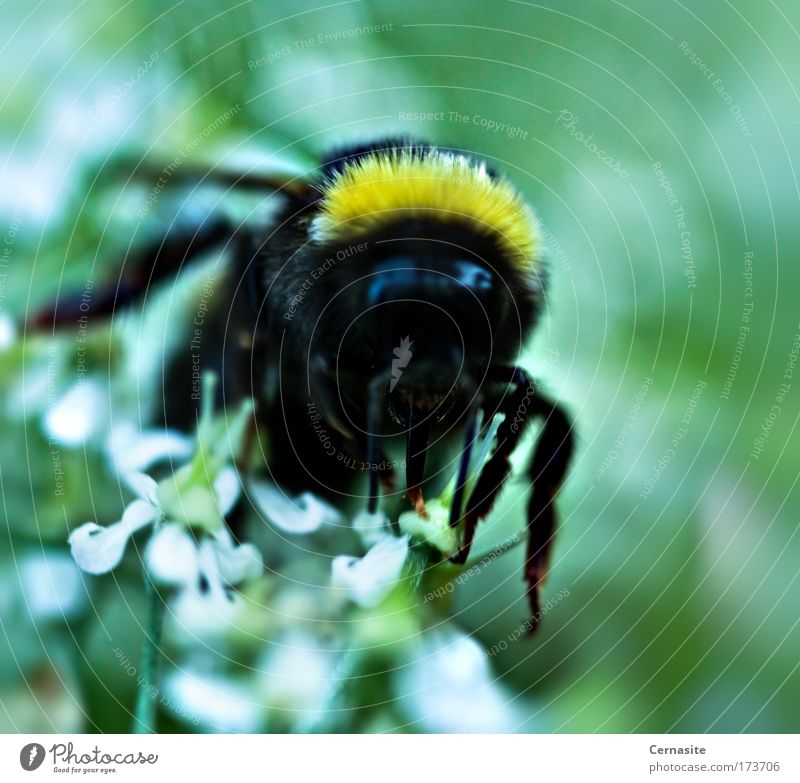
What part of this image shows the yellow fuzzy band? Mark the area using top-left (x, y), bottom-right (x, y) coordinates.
top-left (311, 150), bottom-right (540, 269)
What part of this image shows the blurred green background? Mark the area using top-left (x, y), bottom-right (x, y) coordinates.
top-left (1, 0), bottom-right (799, 733)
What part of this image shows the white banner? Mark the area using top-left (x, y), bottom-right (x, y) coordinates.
top-left (0, 734), bottom-right (795, 782)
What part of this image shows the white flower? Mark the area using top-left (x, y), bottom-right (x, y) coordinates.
top-left (146, 524), bottom-right (262, 589)
top-left (156, 464), bottom-right (241, 533)
top-left (212, 467), bottom-right (242, 518)
top-left (162, 667), bottom-right (264, 733)
top-left (256, 632), bottom-right (336, 724)
top-left (44, 379), bottom-right (107, 446)
top-left (106, 420), bottom-right (192, 476)
top-left (68, 472), bottom-right (159, 574)
top-left (394, 629), bottom-right (524, 733)
top-left (0, 312), bottom-right (15, 350)
top-left (251, 480), bottom-right (341, 534)
top-left (331, 534), bottom-right (409, 608)
top-left (68, 378), bottom-right (262, 637)
top-left (352, 510), bottom-right (393, 547)
top-left (17, 551), bottom-right (87, 621)
top-left (145, 524), bottom-right (262, 638)
top-left (68, 465), bottom-right (245, 579)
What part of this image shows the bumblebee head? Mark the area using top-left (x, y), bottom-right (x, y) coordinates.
top-left (311, 143), bottom-right (540, 267)
top-left (305, 141), bottom-right (546, 422)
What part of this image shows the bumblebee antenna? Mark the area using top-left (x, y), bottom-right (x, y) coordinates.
top-left (405, 399), bottom-right (432, 516)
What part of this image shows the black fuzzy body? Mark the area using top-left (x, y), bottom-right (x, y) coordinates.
top-left (234, 142), bottom-right (546, 499)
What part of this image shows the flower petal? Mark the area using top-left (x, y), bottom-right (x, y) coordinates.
top-left (256, 632), bottom-right (335, 722)
top-left (296, 492), bottom-right (342, 526)
top-left (124, 472), bottom-right (159, 505)
top-left (331, 534), bottom-right (409, 608)
top-left (251, 481), bottom-right (341, 534)
top-left (0, 312), bottom-right (16, 350)
top-left (121, 498), bottom-right (158, 529)
top-left (213, 466), bottom-right (241, 517)
top-left (352, 510), bottom-right (391, 547)
top-left (107, 422), bottom-right (193, 475)
top-left (169, 582), bottom-right (243, 640)
top-left (394, 629), bottom-right (522, 733)
top-left (144, 524), bottom-right (199, 586)
top-left (68, 503), bottom-right (155, 575)
top-left (211, 528), bottom-right (262, 584)
top-left (44, 379), bottom-right (106, 446)
top-left (162, 668), bottom-right (263, 733)
top-left (19, 551), bottom-right (87, 621)
top-left (166, 539), bottom-right (244, 638)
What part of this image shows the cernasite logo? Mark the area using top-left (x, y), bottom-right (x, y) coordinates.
top-left (19, 743), bottom-right (45, 771)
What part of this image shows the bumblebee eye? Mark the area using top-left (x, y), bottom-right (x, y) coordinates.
top-left (366, 257), bottom-right (497, 307)
top-left (452, 259), bottom-right (494, 294)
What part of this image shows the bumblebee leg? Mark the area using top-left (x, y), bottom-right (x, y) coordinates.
top-left (30, 215), bottom-right (235, 329)
top-left (523, 395), bottom-right (574, 633)
top-left (450, 367), bottom-right (534, 565)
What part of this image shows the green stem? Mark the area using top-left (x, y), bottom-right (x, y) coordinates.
top-left (133, 568), bottom-right (165, 734)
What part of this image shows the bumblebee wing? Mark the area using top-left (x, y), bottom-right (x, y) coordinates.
top-left (30, 155), bottom-right (317, 330)
top-left (130, 157), bottom-right (318, 201)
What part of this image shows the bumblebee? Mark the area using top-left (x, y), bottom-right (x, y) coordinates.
top-left (39, 138), bottom-right (574, 631)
